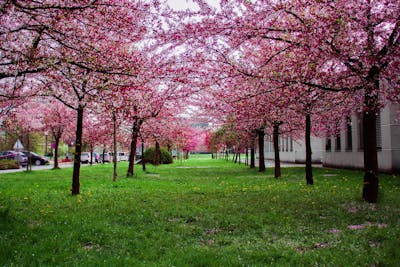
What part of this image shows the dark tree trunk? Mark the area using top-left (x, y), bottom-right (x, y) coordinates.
top-left (26, 132), bottom-right (32, 171)
top-left (102, 148), bottom-right (105, 164)
top-left (127, 121), bottom-right (140, 177)
top-left (72, 106), bottom-right (83, 195)
top-left (245, 147), bottom-right (249, 165)
top-left (362, 71), bottom-right (380, 203)
top-left (53, 134), bottom-right (60, 169)
top-left (112, 111), bottom-right (118, 181)
top-left (90, 145), bottom-right (94, 166)
top-left (257, 129), bottom-right (266, 172)
top-left (250, 140), bottom-right (255, 169)
top-left (154, 140), bottom-right (161, 165)
top-left (305, 114), bottom-right (314, 185)
top-left (362, 109), bottom-right (379, 202)
top-left (273, 122), bottom-right (281, 178)
top-left (141, 140), bottom-right (146, 172)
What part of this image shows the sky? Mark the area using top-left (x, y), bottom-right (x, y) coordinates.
top-left (167, 0), bottom-right (219, 11)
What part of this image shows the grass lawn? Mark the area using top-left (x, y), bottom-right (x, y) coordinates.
top-left (0, 154), bottom-right (399, 266)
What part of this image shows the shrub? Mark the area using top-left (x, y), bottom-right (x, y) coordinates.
top-left (143, 147), bottom-right (173, 165)
top-left (0, 159), bottom-right (20, 170)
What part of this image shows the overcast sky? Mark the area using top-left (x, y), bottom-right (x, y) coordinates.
top-left (167, 0), bottom-right (219, 11)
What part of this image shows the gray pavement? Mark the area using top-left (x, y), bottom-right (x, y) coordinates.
top-left (0, 162), bottom-right (74, 174)
top-left (239, 158), bottom-right (323, 168)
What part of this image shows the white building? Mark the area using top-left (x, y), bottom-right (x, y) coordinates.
top-left (264, 135), bottom-right (324, 164)
top-left (263, 103), bottom-right (400, 173)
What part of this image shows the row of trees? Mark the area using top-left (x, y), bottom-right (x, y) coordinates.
top-left (1, 1), bottom-right (399, 203)
top-left (0, 1), bottom-right (203, 194)
top-left (165, 0), bottom-right (399, 203)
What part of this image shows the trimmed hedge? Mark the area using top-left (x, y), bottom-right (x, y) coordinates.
top-left (0, 159), bottom-right (20, 170)
top-left (143, 147), bottom-right (173, 165)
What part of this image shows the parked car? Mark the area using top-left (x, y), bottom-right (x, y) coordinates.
top-left (100, 152), bottom-right (111, 162)
top-left (0, 151), bottom-right (28, 167)
top-left (22, 151), bottom-right (49, 166)
top-left (80, 152), bottom-right (90, 164)
top-left (81, 152), bottom-right (101, 164)
top-left (109, 152), bottom-right (129, 161)
top-left (118, 152), bottom-right (129, 161)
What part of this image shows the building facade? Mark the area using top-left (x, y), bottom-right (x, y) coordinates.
top-left (263, 103), bottom-right (400, 173)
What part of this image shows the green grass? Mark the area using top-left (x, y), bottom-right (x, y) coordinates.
top-left (0, 154), bottom-right (399, 266)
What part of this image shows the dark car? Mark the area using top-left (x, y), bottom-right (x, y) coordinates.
top-left (0, 151), bottom-right (28, 166)
top-left (22, 151), bottom-right (49, 166)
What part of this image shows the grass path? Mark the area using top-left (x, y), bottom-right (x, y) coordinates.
top-left (0, 154), bottom-right (399, 266)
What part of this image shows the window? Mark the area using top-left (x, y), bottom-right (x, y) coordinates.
top-left (278, 136), bottom-right (281, 152)
top-left (290, 138), bottom-right (293, 152)
top-left (358, 111), bottom-right (382, 151)
top-left (376, 112), bottom-right (382, 150)
top-left (285, 136), bottom-right (289, 152)
top-left (358, 115), bottom-right (364, 150)
top-left (335, 135), bottom-right (341, 151)
top-left (326, 137), bottom-right (331, 152)
top-left (346, 118), bottom-right (352, 151)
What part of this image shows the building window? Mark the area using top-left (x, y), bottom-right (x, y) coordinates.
top-left (290, 138), bottom-right (293, 152)
top-left (278, 137), bottom-right (282, 152)
top-left (358, 111), bottom-right (382, 151)
top-left (335, 135), bottom-right (341, 151)
top-left (358, 115), bottom-right (364, 151)
top-left (346, 118), bottom-right (352, 151)
top-left (376, 112), bottom-right (382, 150)
top-left (285, 136), bottom-right (289, 152)
top-left (326, 137), bottom-right (331, 152)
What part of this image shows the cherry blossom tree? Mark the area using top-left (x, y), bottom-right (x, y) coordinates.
top-left (168, 0), bottom-right (399, 202)
top-left (2, 99), bottom-right (43, 170)
top-left (39, 99), bottom-right (75, 169)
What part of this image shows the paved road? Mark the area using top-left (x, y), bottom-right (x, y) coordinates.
top-left (0, 162), bottom-right (74, 174)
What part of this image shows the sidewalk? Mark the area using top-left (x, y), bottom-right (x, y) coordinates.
top-left (238, 157), bottom-right (323, 168)
top-left (0, 161), bottom-right (73, 174)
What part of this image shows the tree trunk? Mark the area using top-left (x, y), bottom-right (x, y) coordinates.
top-left (250, 139), bottom-right (255, 169)
top-left (245, 147), bottom-right (248, 165)
top-left (362, 71), bottom-right (380, 203)
top-left (90, 145), bottom-right (94, 166)
top-left (273, 122), bottom-right (281, 178)
top-left (127, 121), bottom-right (140, 177)
top-left (141, 140), bottom-right (146, 172)
top-left (257, 129), bottom-right (266, 172)
top-left (102, 148), bottom-right (106, 164)
top-left (362, 109), bottom-right (379, 202)
top-left (154, 140), bottom-right (161, 165)
top-left (26, 132), bottom-right (32, 171)
top-left (72, 106), bottom-right (83, 195)
top-left (305, 114), bottom-right (313, 185)
top-left (53, 134), bottom-right (60, 169)
top-left (113, 111), bottom-right (118, 181)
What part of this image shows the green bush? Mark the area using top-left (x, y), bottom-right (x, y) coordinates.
top-left (143, 147), bottom-right (173, 165)
top-left (0, 159), bottom-right (20, 170)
